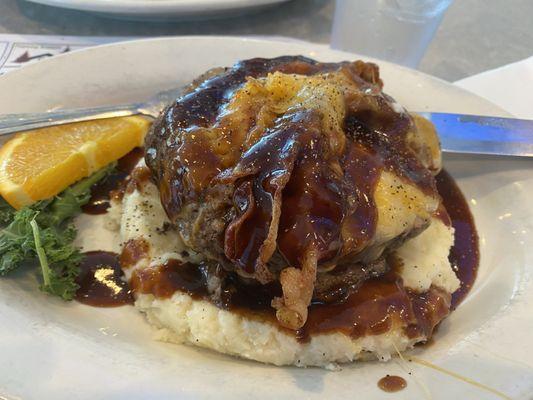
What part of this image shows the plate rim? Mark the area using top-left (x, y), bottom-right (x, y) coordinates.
top-left (22, 0), bottom-right (292, 16)
top-left (0, 35), bottom-right (511, 117)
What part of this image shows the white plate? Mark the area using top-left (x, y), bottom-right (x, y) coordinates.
top-left (0, 37), bottom-right (532, 400)
top-left (23, 0), bottom-right (291, 20)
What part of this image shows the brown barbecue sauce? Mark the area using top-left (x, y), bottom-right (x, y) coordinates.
top-left (144, 57), bottom-right (437, 280)
top-left (81, 147), bottom-right (144, 214)
top-left (377, 375), bottom-right (407, 392)
top-left (436, 170), bottom-right (479, 308)
top-left (123, 170), bottom-right (478, 340)
top-left (78, 145), bottom-right (478, 341)
top-left (75, 251), bottom-right (133, 307)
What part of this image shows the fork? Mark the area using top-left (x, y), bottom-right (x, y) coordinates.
top-left (0, 86), bottom-right (185, 136)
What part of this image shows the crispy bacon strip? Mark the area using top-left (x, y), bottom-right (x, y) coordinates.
top-left (217, 111), bottom-right (318, 283)
top-left (223, 172), bottom-right (291, 283)
top-left (220, 110), bottom-right (345, 326)
top-left (272, 246), bottom-right (318, 330)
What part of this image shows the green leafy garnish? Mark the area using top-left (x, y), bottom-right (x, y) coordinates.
top-left (0, 197), bottom-right (15, 226)
top-left (0, 164), bottom-right (115, 299)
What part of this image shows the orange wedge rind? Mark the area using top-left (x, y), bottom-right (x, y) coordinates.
top-left (0, 116), bottom-right (151, 209)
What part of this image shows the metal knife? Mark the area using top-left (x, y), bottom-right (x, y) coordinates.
top-left (418, 112), bottom-right (533, 158)
top-left (0, 103), bottom-right (532, 157)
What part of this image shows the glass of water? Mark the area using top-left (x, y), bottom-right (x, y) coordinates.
top-left (331, 0), bottom-right (453, 68)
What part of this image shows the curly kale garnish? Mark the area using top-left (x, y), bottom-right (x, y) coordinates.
top-left (0, 164), bottom-right (115, 299)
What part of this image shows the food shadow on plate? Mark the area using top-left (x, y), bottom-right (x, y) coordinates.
top-left (149, 339), bottom-right (328, 394)
top-left (0, 261), bottom-right (46, 297)
top-left (285, 364), bottom-right (327, 393)
top-left (443, 153), bottom-right (533, 179)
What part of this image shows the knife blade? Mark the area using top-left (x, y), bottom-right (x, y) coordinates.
top-left (417, 112), bottom-right (533, 157)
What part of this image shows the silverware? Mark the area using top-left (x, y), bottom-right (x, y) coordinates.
top-left (419, 112), bottom-right (533, 158)
top-left (1, 97), bottom-right (532, 158)
top-left (0, 87), bottom-right (185, 136)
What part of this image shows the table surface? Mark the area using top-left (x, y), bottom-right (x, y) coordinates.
top-left (0, 0), bottom-right (532, 81)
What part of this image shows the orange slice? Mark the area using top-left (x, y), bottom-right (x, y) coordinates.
top-left (0, 116), bottom-right (151, 209)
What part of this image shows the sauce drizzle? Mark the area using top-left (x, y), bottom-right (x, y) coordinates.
top-left (75, 251), bottom-right (133, 307)
top-left (377, 375), bottom-right (407, 392)
top-left (81, 147), bottom-right (144, 215)
top-left (121, 170), bottom-right (478, 341)
top-left (145, 56), bottom-right (438, 282)
top-left (435, 170), bottom-right (479, 308)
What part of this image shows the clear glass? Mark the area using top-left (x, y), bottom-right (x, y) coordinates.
top-left (331, 0), bottom-right (453, 68)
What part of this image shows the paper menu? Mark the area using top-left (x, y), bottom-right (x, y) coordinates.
top-left (0, 34), bottom-right (128, 74)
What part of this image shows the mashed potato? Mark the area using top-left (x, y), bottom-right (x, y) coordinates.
top-left (109, 162), bottom-right (459, 368)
